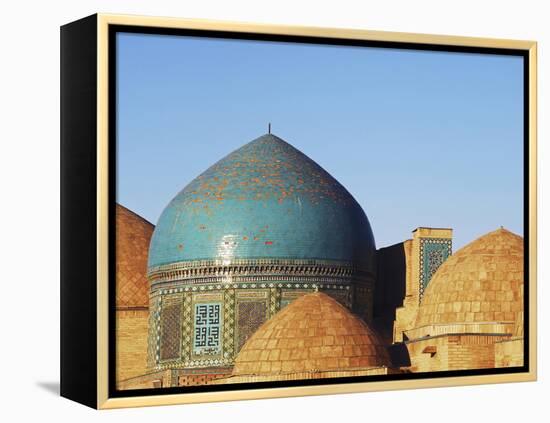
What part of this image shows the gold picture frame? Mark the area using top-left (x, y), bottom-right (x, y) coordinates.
top-left (60, 13), bottom-right (537, 409)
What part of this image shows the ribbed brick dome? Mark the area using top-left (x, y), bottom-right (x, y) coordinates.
top-left (415, 228), bottom-right (524, 328)
top-left (233, 292), bottom-right (389, 376)
top-left (116, 204), bottom-right (154, 308)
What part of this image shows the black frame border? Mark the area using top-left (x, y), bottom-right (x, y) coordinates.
top-left (60, 14), bottom-right (99, 409)
top-left (106, 24), bottom-right (531, 400)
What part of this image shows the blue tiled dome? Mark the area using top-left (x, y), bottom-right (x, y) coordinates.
top-left (148, 134), bottom-right (376, 271)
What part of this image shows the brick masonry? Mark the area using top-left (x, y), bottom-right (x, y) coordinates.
top-left (415, 228), bottom-right (523, 328)
top-left (405, 334), bottom-right (510, 372)
top-left (116, 309), bottom-right (150, 385)
top-left (233, 292), bottom-right (389, 376)
top-left (495, 338), bottom-right (524, 368)
top-left (402, 228), bottom-right (524, 372)
top-left (390, 228), bottom-right (452, 343)
top-left (115, 204), bottom-right (154, 386)
top-left (115, 204), bottom-right (154, 308)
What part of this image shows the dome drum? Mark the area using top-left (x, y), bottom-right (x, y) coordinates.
top-left (147, 281), bottom-right (374, 372)
top-left (404, 321), bottom-right (516, 341)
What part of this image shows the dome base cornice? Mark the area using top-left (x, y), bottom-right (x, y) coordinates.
top-left (148, 257), bottom-right (374, 290)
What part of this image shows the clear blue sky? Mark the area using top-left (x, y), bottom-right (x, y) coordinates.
top-left (116, 32), bottom-right (524, 250)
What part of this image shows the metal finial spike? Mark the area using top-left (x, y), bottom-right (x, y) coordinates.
top-left (268, 122), bottom-right (271, 134)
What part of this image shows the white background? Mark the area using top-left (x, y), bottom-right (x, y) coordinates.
top-left (0, 0), bottom-right (546, 421)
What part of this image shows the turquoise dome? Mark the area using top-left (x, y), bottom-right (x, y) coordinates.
top-left (148, 134), bottom-right (376, 271)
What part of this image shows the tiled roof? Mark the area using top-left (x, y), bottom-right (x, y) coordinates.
top-left (233, 292), bottom-right (389, 376)
top-left (116, 204), bottom-right (154, 308)
top-left (415, 228), bottom-right (524, 327)
top-left (148, 134), bottom-right (375, 271)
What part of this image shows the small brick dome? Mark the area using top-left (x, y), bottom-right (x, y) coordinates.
top-left (233, 292), bottom-right (389, 376)
top-left (415, 228), bottom-right (523, 328)
top-left (116, 204), bottom-right (154, 308)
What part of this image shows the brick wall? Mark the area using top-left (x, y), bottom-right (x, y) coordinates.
top-left (116, 309), bottom-right (149, 384)
top-left (406, 336), bottom-right (450, 372)
top-left (392, 228), bottom-right (453, 343)
top-left (406, 334), bottom-right (509, 372)
top-left (495, 338), bottom-right (524, 367)
top-left (214, 366), bottom-right (391, 384)
top-left (375, 240), bottom-right (409, 342)
top-left (116, 369), bottom-right (173, 390)
top-left (179, 372), bottom-right (229, 386)
top-left (446, 335), bottom-right (504, 370)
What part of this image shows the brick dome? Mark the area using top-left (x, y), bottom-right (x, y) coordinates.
top-left (415, 228), bottom-right (523, 328)
top-left (233, 292), bottom-right (389, 376)
top-left (116, 204), bottom-right (154, 308)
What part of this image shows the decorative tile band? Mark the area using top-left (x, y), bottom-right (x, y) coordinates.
top-left (150, 277), bottom-right (369, 295)
top-left (154, 282), bottom-right (354, 296)
top-left (148, 257), bottom-right (374, 288)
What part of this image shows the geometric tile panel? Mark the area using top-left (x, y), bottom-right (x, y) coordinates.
top-left (181, 293), bottom-right (193, 360)
top-left (419, 238), bottom-right (452, 301)
top-left (324, 289), bottom-right (349, 307)
top-left (223, 290), bottom-right (236, 360)
top-left (236, 301), bottom-right (268, 351)
top-left (160, 299), bottom-right (182, 361)
top-left (147, 295), bottom-right (161, 367)
top-left (193, 303), bottom-right (222, 356)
